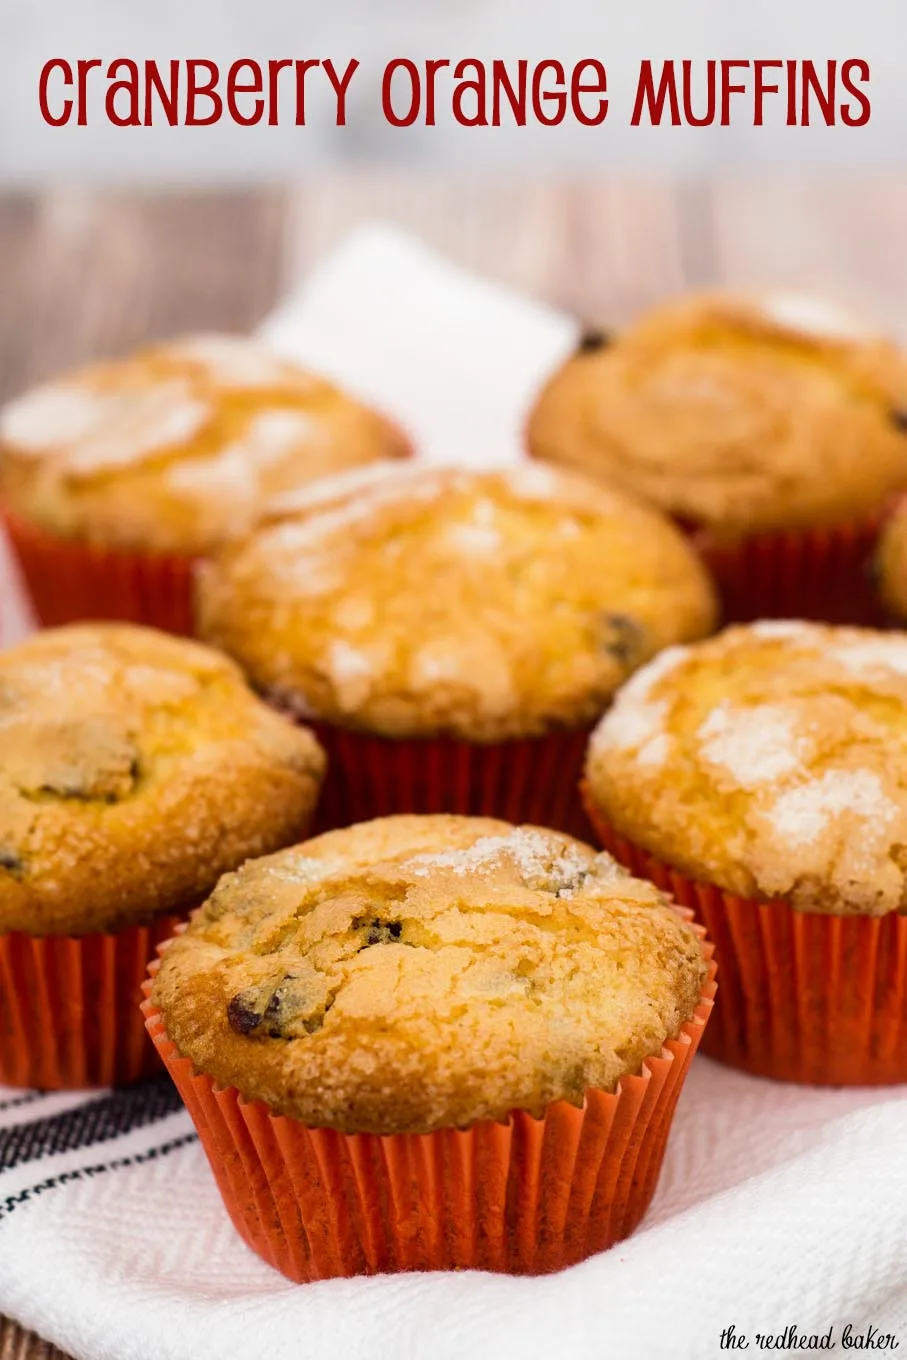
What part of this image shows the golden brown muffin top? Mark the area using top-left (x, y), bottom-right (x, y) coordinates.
top-left (0, 624), bottom-right (326, 935)
top-left (197, 462), bottom-right (717, 741)
top-left (151, 814), bottom-right (706, 1134)
top-left (528, 292), bottom-right (907, 533)
top-left (0, 334), bottom-right (409, 554)
top-left (586, 621), bottom-right (907, 915)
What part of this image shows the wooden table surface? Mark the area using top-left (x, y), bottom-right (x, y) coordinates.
top-left (1, 174), bottom-right (905, 1360)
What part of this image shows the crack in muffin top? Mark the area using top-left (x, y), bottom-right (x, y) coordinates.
top-left (0, 334), bottom-right (408, 554)
top-left (196, 463), bottom-right (717, 741)
top-left (587, 621), bottom-right (907, 914)
top-left (527, 292), bottom-right (907, 532)
top-left (0, 623), bottom-right (325, 934)
top-left (151, 814), bottom-right (707, 1134)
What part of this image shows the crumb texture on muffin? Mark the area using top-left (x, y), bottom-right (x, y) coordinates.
top-left (0, 334), bottom-right (409, 554)
top-left (587, 621), bottom-right (907, 914)
top-left (0, 624), bottom-right (325, 935)
top-left (528, 292), bottom-right (907, 532)
top-left (197, 463), bottom-right (717, 741)
top-left (152, 814), bottom-right (706, 1133)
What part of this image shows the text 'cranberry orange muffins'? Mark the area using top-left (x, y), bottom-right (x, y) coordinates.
top-left (0, 623), bottom-right (325, 1089)
top-left (0, 334), bottom-right (410, 633)
top-left (527, 292), bottom-right (907, 624)
top-left (143, 813), bottom-right (714, 1280)
top-left (196, 461), bottom-right (717, 835)
top-left (583, 620), bottom-right (907, 1085)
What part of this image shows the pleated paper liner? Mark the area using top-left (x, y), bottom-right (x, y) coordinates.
top-left (0, 914), bottom-right (183, 1089)
top-left (141, 932), bottom-right (716, 1282)
top-left (690, 509), bottom-right (888, 627)
top-left (2, 507), bottom-right (196, 635)
top-left (582, 787), bottom-right (907, 1086)
top-left (308, 724), bottom-right (594, 840)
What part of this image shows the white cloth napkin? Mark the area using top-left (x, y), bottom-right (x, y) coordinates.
top-left (260, 224), bottom-right (578, 466)
top-left (1, 227), bottom-right (906, 1360)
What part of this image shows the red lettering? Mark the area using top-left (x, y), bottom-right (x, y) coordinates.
top-left (453, 58), bottom-right (488, 127)
top-left (144, 60), bottom-right (179, 126)
top-left (322, 58), bottom-right (359, 126)
top-left (185, 60), bottom-right (222, 126)
top-left (571, 59), bottom-right (608, 126)
top-left (801, 59), bottom-right (835, 126)
top-left (786, 59), bottom-right (798, 124)
top-left (753, 60), bottom-right (782, 126)
top-left (382, 58), bottom-right (420, 127)
top-left (631, 60), bottom-right (681, 126)
top-left (720, 60), bottom-right (749, 125)
top-left (105, 58), bottom-right (140, 127)
top-left (294, 59), bottom-right (320, 125)
top-left (77, 59), bottom-right (102, 127)
top-left (227, 59), bottom-right (263, 126)
top-left (682, 59), bottom-right (715, 126)
top-left (39, 59), bottom-right (73, 126)
top-left (267, 59), bottom-right (293, 127)
top-left (841, 58), bottom-right (870, 127)
top-left (491, 59), bottom-right (526, 126)
top-left (532, 59), bottom-right (566, 126)
top-left (424, 59), bottom-right (450, 126)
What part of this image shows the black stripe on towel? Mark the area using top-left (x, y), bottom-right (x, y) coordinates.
top-left (0, 1133), bottom-right (198, 1222)
top-left (0, 1091), bottom-right (48, 1115)
top-left (0, 1075), bottom-right (185, 1173)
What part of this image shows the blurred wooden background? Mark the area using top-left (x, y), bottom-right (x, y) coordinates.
top-left (1, 173), bottom-right (906, 1360)
top-left (2, 177), bottom-right (907, 410)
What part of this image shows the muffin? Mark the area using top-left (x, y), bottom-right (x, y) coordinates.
top-left (143, 813), bottom-right (714, 1279)
top-left (527, 292), bottom-right (907, 623)
top-left (0, 334), bottom-right (409, 633)
top-left (874, 500), bottom-right (907, 620)
top-left (196, 461), bottom-right (717, 835)
top-left (0, 623), bottom-right (325, 1088)
top-left (583, 620), bottom-right (907, 1084)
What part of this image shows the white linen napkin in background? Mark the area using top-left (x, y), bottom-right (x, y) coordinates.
top-left (260, 224), bottom-right (579, 465)
top-left (1, 227), bottom-right (906, 1360)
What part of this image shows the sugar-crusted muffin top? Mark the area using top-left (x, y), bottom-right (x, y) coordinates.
top-left (196, 462), bottom-right (717, 741)
top-left (151, 814), bottom-right (707, 1134)
top-left (0, 624), bottom-right (325, 934)
top-left (527, 292), bottom-right (907, 533)
top-left (586, 621), bottom-right (907, 914)
top-left (0, 334), bottom-right (409, 554)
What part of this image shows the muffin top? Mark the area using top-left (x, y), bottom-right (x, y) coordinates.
top-left (527, 292), bottom-right (907, 533)
top-left (0, 334), bottom-right (409, 554)
top-left (151, 814), bottom-right (706, 1134)
top-left (0, 624), bottom-right (326, 935)
top-left (196, 462), bottom-right (717, 741)
top-left (586, 621), bottom-right (907, 915)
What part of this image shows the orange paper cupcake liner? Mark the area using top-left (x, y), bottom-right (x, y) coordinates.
top-left (583, 787), bottom-right (907, 1086)
top-left (308, 724), bottom-right (594, 840)
top-left (691, 509), bottom-right (888, 627)
top-left (0, 915), bottom-right (183, 1090)
top-left (141, 932), bottom-right (715, 1281)
top-left (2, 507), bottom-right (197, 635)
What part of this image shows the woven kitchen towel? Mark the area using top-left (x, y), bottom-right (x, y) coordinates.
top-left (1, 1065), bottom-right (905, 1360)
top-left (0, 228), bottom-right (906, 1360)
